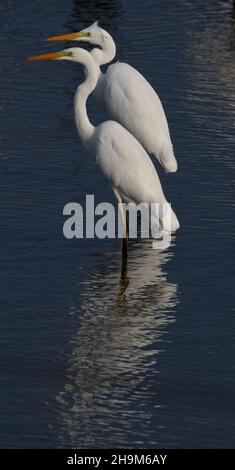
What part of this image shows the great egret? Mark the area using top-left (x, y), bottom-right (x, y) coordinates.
top-left (46, 22), bottom-right (178, 173)
top-left (28, 48), bottom-right (180, 252)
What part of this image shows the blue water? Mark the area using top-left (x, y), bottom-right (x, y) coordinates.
top-left (0, 0), bottom-right (235, 448)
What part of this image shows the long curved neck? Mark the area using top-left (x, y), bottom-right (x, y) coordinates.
top-left (74, 55), bottom-right (99, 144)
top-left (91, 32), bottom-right (116, 66)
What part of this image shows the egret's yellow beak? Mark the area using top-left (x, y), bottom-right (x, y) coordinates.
top-left (46, 31), bottom-right (90, 42)
top-left (27, 51), bottom-right (69, 61)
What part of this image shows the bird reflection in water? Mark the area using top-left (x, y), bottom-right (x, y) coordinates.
top-left (56, 240), bottom-right (178, 447)
top-left (116, 251), bottom-right (129, 308)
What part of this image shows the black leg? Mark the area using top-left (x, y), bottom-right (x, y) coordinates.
top-left (122, 236), bottom-right (128, 260)
top-left (116, 238), bottom-right (129, 307)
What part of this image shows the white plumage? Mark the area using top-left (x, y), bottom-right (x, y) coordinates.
top-left (47, 21), bottom-right (178, 173)
top-left (28, 48), bottom-right (179, 235)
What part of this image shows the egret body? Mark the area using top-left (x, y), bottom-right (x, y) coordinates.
top-left (28, 48), bottom-right (180, 250)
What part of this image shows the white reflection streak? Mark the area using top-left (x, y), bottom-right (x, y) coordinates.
top-left (56, 241), bottom-right (178, 446)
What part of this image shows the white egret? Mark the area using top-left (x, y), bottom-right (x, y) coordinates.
top-left (28, 48), bottom-right (179, 251)
top-left (46, 22), bottom-right (178, 173)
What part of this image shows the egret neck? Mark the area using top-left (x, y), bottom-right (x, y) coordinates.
top-left (91, 31), bottom-right (116, 66)
top-left (74, 52), bottom-right (99, 147)
top-left (90, 33), bottom-right (116, 104)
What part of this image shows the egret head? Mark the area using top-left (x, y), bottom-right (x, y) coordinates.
top-left (27, 48), bottom-right (89, 64)
top-left (46, 21), bottom-right (110, 46)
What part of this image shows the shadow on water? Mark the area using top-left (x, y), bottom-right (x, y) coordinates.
top-left (66, 0), bottom-right (122, 31)
top-left (55, 240), bottom-right (178, 448)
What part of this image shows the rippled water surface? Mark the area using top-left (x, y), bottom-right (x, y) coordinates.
top-left (1, 0), bottom-right (235, 448)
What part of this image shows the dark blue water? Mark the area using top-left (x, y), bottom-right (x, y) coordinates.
top-left (1, 0), bottom-right (235, 448)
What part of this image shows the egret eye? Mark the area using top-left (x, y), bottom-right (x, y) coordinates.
top-left (63, 51), bottom-right (73, 57)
